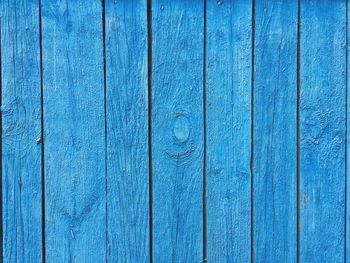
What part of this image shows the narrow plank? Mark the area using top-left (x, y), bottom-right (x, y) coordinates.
top-left (206, 0), bottom-right (252, 262)
top-left (105, 0), bottom-right (149, 262)
top-left (253, 1), bottom-right (298, 262)
top-left (41, 1), bottom-right (106, 261)
top-left (152, 0), bottom-right (204, 261)
top-left (348, 1), bottom-right (350, 261)
top-left (300, 1), bottom-right (346, 262)
top-left (1, 1), bottom-right (43, 262)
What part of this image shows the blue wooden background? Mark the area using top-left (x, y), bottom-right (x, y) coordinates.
top-left (0, 0), bottom-right (348, 262)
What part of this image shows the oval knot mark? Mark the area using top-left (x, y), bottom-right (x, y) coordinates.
top-left (172, 114), bottom-right (190, 143)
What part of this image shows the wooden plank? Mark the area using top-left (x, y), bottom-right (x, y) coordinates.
top-left (300, 1), bottom-right (346, 262)
top-left (152, 0), bottom-right (204, 261)
top-left (105, 0), bottom-right (149, 262)
top-left (1, 1), bottom-right (43, 262)
top-left (41, 1), bottom-right (106, 261)
top-left (348, 1), bottom-right (350, 261)
top-left (253, 1), bottom-right (298, 262)
top-left (206, 0), bottom-right (252, 262)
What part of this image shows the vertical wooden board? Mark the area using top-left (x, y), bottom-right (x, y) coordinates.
top-left (41, 1), bottom-right (106, 262)
top-left (105, 0), bottom-right (149, 262)
top-left (206, 0), bottom-right (251, 262)
top-left (253, 1), bottom-right (298, 262)
top-left (300, 1), bottom-right (346, 262)
top-left (1, 1), bottom-right (43, 262)
top-left (348, 1), bottom-right (350, 261)
top-left (152, 0), bottom-right (204, 261)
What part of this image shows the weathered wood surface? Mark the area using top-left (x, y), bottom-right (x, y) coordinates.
top-left (206, 0), bottom-right (252, 262)
top-left (41, 1), bottom-right (106, 262)
top-left (253, 1), bottom-right (298, 262)
top-left (1, 1), bottom-right (43, 262)
top-left (151, 0), bottom-right (204, 261)
top-left (105, 0), bottom-right (150, 262)
top-left (1, 1), bottom-right (349, 262)
top-left (299, 1), bottom-right (346, 262)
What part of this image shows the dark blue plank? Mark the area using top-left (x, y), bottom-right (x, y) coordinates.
top-left (1, 1), bottom-right (43, 262)
top-left (152, 0), bottom-right (204, 261)
top-left (253, 1), bottom-right (298, 262)
top-left (206, 0), bottom-right (252, 262)
top-left (105, 0), bottom-right (150, 262)
top-left (41, 1), bottom-right (106, 261)
top-left (300, 1), bottom-right (346, 262)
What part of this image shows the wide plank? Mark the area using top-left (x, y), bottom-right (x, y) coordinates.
top-left (152, 0), bottom-right (204, 261)
top-left (41, 1), bottom-right (106, 261)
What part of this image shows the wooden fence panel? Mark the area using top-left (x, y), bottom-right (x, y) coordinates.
top-left (1, 1), bottom-right (350, 262)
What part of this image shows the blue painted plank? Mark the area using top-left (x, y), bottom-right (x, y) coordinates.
top-left (41, 1), bottom-right (106, 262)
top-left (1, 1), bottom-right (43, 262)
top-left (253, 1), bottom-right (298, 262)
top-left (152, 0), bottom-right (204, 261)
top-left (348, 1), bottom-right (350, 261)
top-left (105, 0), bottom-right (149, 262)
top-left (300, 1), bottom-right (346, 262)
top-left (206, 0), bottom-right (252, 262)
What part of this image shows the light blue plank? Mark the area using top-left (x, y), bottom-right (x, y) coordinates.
top-left (105, 0), bottom-right (149, 262)
top-left (253, 1), bottom-right (298, 262)
top-left (206, 0), bottom-right (252, 262)
top-left (41, 1), bottom-right (106, 262)
top-left (300, 1), bottom-right (346, 262)
top-left (1, 1), bottom-right (43, 262)
top-left (152, 0), bottom-right (204, 261)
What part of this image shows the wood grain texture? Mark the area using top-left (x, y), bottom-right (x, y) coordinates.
top-left (253, 1), bottom-right (298, 262)
top-left (105, 0), bottom-right (149, 262)
top-left (41, 1), bottom-right (106, 262)
top-left (300, 1), bottom-right (346, 262)
top-left (206, 0), bottom-right (252, 262)
top-left (0, 1), bottom-right (42, 263)
top-left (1, 1), bottom-right (43, 262)
top-left (2, 2), bottom-right (350, 262)
top-left (348, 1), bottom-right (350, 262)
top-left (151, 0), bottom-right (204, 261)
